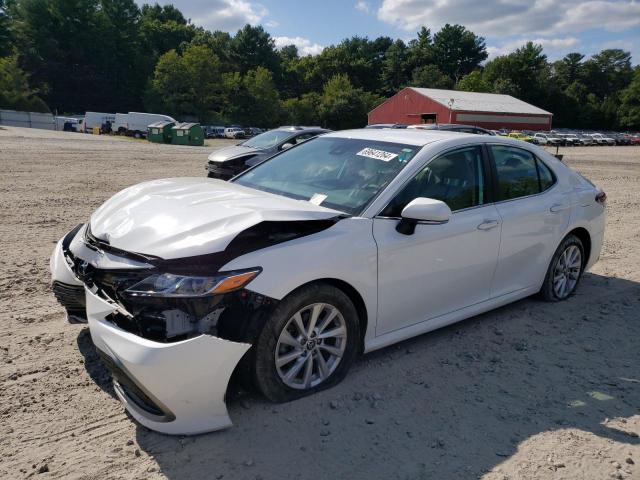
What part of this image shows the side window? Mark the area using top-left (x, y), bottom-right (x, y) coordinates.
top-left (491, 145), bottom-right (539, 200)
top-left (490, 145), bottom-right (556, 200)
top-left (294, 133), bottom-right (314, 144)
top-left (536, 158), bottom-right (556, 191)
top-left (381, 145), bottom-right (485, 217)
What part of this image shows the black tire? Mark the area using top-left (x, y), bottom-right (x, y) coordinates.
top-left (540, 234), bottom-right (585, 302)
top-left (252, 283), bottom-right (360, 403)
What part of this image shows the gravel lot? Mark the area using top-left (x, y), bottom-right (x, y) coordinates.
top-left (1, 126), bottom-right (638, 480)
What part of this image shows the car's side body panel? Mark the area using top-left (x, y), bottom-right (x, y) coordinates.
top-left (221, 217), bottom-right (379, 346)
top-left (372, 204), bottom-right (501, 336)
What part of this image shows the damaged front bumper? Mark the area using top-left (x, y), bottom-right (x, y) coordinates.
top-left (50, 228), bottom-right (252, 434)
top-left (85, 287), bottom-right (249, 434)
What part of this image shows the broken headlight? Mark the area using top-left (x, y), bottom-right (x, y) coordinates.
top-left (123, 269), bottom-right (261, 298)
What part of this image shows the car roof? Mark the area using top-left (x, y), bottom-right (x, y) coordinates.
top-left (431, 123), bottom-right (478, 129)
top-left (322, 128), bottom-right (482, 146)
top-left (276, 126), bottom-right (328, 132)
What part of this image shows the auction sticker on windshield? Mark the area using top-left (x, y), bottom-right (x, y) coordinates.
top-left (309, 193), bottom-right (327, 205)
top-left (357, 147), bottom-right (398, 162)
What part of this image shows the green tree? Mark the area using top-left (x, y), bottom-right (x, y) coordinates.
top-left (406, 26), bottom-right (432, 71)
top-left (582, 49), bottom-right (633, 99)
top-left (0, 54), bottom-right (48, 111)
top-left (278, 44), bottom-right (304, 99)
top-left (318, 74), bottom-right (380, 129)
top-left (220, 67), bottom-right (282, 127)
top-left (381, 39), bottom-right (408, 94)
top-left (0, 0), bottom-right (13, 56)
top-left (282, 92), bottom-right (321, 126)
top-left (553, 52), bottom-right (584, 88)
top-left (231, 24), bottom-right (280, 75)
top-left (618, 68), bottom-right (640, 129)
top-left (100, 0), bottom-right (146, 112)
top-left (307, 36), bottom-right (390, 94)
top-left (484, 42), bottom-right (548, 104)
top-left (140, 4), bottom-right (195, 59)
top-left (410, 64), bottom-right (453, 89)
top-left (240, 66), bottom-right (282, 127)
top-left (431, 24), bottom-right (487, 82)
top-left (141, 3), bottom-right (186, 24)
top-left (11, 0), bottom-right (149, 112)
top-left (189, 29), bottom-right (233, 70)
top-left (146, 44), bottom-right (223, 121)
top-left (457, 70), bottom-right (491, 92)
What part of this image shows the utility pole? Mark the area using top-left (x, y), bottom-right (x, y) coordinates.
top-left (448, 98), bottom-right (455, 123)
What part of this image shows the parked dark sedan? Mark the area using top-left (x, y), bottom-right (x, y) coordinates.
top-left (206, 126), bottom-right (329, 180)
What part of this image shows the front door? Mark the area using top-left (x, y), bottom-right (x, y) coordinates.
top-left (373, 145), bottom-right (502, 336)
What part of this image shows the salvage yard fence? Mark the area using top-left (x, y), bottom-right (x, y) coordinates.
top-left (0, 109), bottom-right (55, 130)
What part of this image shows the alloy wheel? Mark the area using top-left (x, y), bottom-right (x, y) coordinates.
top-left (553, 245), bottom-right (582, 299)
top-left (275, 303), bottom-right (347, 390)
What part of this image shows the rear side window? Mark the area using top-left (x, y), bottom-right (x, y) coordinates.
top-left (490, 145), bottom-right (556, 201)
top-left (537, 159), bottom-right (555, 191)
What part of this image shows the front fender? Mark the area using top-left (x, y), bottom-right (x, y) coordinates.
top-left (221, 217), bottom-right (378, 344)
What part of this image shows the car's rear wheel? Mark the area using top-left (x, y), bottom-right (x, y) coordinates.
top-left (540, 235), bottom-right (584, 301)
top-left (253, 284), bottom-right (359, 402)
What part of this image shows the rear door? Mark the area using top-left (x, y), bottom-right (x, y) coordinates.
top-left (488, 144), bottom-right (571, 297)
top-left (373, 144), bottom-right (502, 335)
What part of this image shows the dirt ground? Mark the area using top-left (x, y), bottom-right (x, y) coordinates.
top-left (0, 126), bottom-right (638, 480)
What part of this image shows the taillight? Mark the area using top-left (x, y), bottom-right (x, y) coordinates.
top-left (595, 191), bottom-right (607, 204)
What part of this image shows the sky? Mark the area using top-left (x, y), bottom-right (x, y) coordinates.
top-left (144, 0), bottom-right (640, 62)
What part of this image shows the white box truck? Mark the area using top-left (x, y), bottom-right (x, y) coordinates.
top-left (127, 112), bottom-right (176, 138)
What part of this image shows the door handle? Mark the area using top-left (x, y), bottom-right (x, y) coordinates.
top-left (477, 219), bottom-right (500, 230)
top-left (550, 204), bottom-right (569, 213)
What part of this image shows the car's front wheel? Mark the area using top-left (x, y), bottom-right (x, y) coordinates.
top-left (540, 234), bottom-right (585, 301)
top-left (253, 283), bottom-right (360, 402)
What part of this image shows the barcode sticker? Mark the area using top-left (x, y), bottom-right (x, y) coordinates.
top-left (357, 147), bottom-right (398, 162)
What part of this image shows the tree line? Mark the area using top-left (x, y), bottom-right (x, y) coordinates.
top-left (1, 0), bottom-right (639, 130)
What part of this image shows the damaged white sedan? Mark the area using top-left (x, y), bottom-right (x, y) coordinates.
top-left (51, 130), bottom-right (605, 434)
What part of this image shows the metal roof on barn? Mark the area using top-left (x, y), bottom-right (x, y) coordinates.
top-left (409, 88), bottom-right (552, 116)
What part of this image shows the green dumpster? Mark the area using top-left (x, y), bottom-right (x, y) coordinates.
top-left (147, 121), bottom-right (174, 143)
top-left (171, 122), bottom-right (204, 146)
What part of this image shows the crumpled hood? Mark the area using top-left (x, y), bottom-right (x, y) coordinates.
top-left (89, 178), bottom-right (340, 259)
top-left (207, 145), bottom-right (258, 163)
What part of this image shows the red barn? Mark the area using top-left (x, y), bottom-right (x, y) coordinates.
top-left (368, 87), bottom-right (553, 131)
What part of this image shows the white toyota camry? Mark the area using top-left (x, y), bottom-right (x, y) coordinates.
top-left (50, 129), bottom-right (606, 435)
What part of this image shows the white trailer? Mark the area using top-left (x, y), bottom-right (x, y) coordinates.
top-left (83, 112), bottom-right (116, 133)
top-left (112, 113), bottom-right (129, 134)
top-left (127, 112), bottom-right (176, 138)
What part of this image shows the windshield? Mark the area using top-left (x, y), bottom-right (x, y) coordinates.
top-left (241, 130), bottom-right (295, 150)
top-left (234, 137), bottom-right (419, 215)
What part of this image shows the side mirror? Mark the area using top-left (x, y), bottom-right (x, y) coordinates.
top-left (281, 142), bottom-right (294, 150)
top-left (396, 198), bottom-right (451, 235)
